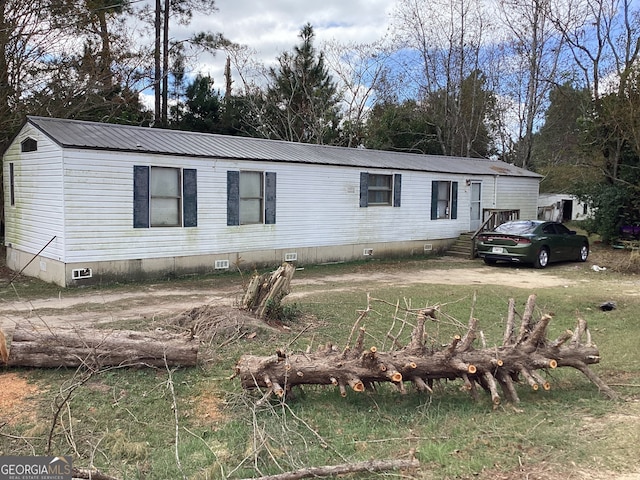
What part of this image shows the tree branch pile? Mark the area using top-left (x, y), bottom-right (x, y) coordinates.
top-left (235, 294), bottom-right (616, 405)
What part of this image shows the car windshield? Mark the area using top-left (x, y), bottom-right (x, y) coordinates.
top-left (494, 221), bottom-right (539, 235)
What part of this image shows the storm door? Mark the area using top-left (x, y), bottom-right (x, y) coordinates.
top-left (470, 182), bottom-right (482, 231)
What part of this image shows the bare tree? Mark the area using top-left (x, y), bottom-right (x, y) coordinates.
top-left (549, 0), bottom-right (640, 179)
top-left (222, 43), bottom-right (266, 94)
top-left (496, 0), bottom-right (565, 169)
top-left (389, 0), bottom-right (496, 157)
top-left (322, 39), bottom-right (392, 147)
top-left (0, 0), bottom-right (70, 149)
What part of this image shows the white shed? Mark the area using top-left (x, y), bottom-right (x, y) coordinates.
top-left (3, 117), bottom-right (542, 286)
top-left (538, 193), bottom-right (592, 222)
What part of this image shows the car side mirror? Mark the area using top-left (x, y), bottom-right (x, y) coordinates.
top-left (569, 230), bottom-right (576, 235)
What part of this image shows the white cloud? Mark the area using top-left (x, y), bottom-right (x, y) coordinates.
top-left (173, 0), bottom-right (395, 88)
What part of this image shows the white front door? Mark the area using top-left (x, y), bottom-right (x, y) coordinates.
top-left (470, 182), bottom-right (482, 231)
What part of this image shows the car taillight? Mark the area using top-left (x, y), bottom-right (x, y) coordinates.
top-left (516, 238), bottom-right (531, 244)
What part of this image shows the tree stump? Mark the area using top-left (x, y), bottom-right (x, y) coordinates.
top-left (1, 325), bottom-right (198, 368)
top-left (235, 294), bottom-right (616, 405)
top-left (241, 262), bottom-right (296, 317)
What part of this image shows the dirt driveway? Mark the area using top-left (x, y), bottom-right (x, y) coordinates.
top-left (1, 255), bottom-right (636, 334)
top-left (1, 253), bottom-right (640, 480)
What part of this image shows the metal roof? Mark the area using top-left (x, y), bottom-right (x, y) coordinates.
top-left (27, 116), bottom-right (541, 178)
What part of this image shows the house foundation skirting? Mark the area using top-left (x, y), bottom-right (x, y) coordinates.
top-left (6, 239), bottom-right (453, 287)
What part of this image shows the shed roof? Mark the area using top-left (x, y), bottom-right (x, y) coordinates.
top-left (26, 116), bottom-right (541, 178)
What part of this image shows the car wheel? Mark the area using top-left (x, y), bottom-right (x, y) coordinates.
top-left (483, 257), bottom-right (498, 265)
top-left (534, 247), bottom-right (549, 269)
top-left (579, 243), bottom-right (589, 262)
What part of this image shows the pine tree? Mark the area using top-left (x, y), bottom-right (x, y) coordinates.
top-left (261, 23), bottom-right (342, 144)
top-left (177, 74), bottom-right (222, 133)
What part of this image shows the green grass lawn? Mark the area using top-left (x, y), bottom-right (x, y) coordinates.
top-left (1, 258), bottom-right (639, 479)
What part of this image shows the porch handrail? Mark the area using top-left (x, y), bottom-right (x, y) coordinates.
top-left (471, 209), bottom-right (520, 239)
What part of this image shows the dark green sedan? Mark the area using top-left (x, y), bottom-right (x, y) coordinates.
top-left (476, 220), bottom-right (589, 268)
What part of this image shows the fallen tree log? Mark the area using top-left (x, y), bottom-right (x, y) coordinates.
top-left (235, 294), bottom-right (616, 405)
top-left (1, 325), bottom-right (198, 368)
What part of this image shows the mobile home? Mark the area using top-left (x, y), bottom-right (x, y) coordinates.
top-left (3, 117), bottom-right (542, 286)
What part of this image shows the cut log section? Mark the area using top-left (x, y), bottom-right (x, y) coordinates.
top-left (1, 325), bottom-right (198, 368)
top-left (235, 294), bottom-right (617, 405)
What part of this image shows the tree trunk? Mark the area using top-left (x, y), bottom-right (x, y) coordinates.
top-left (2, 325), bottom-right (198, 368)
top-left (161, 0), bottom-right (170, 126)
top-left (235, 294), bottom-right (616, 405)
top-left (154, 0), bottom-right (161, 125)
top-left (96, 9), bottom-right (113, 91)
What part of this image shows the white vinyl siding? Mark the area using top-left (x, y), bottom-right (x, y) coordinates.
top-left (5, 149), bottom-right (539, 264)
top-left (3, 126), bottom-right (65, 261)
top-left (494, 176), bottom-right (539, 220)
top-left (60, 152), bottom-right (202, 261)
top-left (3, 120), bottom-right (541, 276)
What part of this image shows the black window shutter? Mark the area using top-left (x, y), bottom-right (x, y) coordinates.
top-left (430, 180), bottom-right (438, 220)
top-left (451, 181), bottom-right (458, 219)
top-left (133, 166), bottom-right (150, 228)
top-left (359, 172), bottom-right (369, 207)
top-left (393, 174), bottom-right (402, 207)
top-left (227, 171), bottom-right (240, 226)
top-left (265, 171), bottom-right (277, 224)
top-left (183, 168), bottom-right (197, 227)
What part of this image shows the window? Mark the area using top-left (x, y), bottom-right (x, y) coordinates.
top-left (552, 223), bottom-right (572, 235)
top-left (368, 174), bottom-right (392, 205)
top-left (20, 138), bottom-right (37, 152)
top-left (227, 171), bottom-right (276, 225)
top-left (240, 171), bottom-right (263, 224)
top-left (359, 172), bottom-right (401, 207)
top-left (150, 167), bottom-right (181, 226)
top-left (9, 163), bottom-right (15, 206)
top-left (133, 166), bottom-right (197, 228)
top-left (430, 181), bottom-right (458, 220)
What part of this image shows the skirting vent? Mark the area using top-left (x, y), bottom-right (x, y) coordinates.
top-left (214, 260), bottom-right (230, 270)
top-left (363, 248), bottom-right (374, 256)
top-left (72, 268), bottom-right (92, 279)
top-left (284, 252), bottom-right (298, 262)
